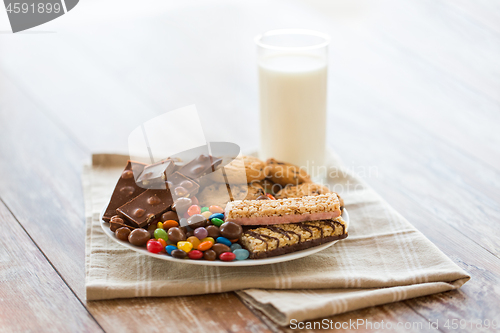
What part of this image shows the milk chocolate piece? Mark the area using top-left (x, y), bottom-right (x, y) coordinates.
top-left (178, 154), bottom-right (222, 180)
top-left (103, 161), bottom-right (147, 222)
top-left (137, 159), bottom-right (175, 189)
top-left (166, 172), bottom-right (200, 199)
top-left (117, 189), bottom-right (173, 227)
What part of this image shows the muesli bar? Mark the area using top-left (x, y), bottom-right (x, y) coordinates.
top-left (225, 193), bottom-right (341, 225)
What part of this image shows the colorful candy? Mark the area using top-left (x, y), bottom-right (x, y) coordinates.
top-left (154, 228), bottom-right (169, 242)
top-left (162, 220), bottom-right (179, 230)
top-left (157, 222), bottom-right (163, 229)
top-left (194, 227), bottom-right (208, 240)
top-left (187, 205), bottom-right (201, 216)
top-left (266, 194), bottom-right (276, 200)
top-left (201, 206), bottom-right (210, 213)
top-left (209, 205), bottom-right (224, 213)
top-left (230, 243), bottom-right (242, 251)
top-left (211, 217), bottom-right (224, 227)
top-left (216, 236), bottom-right (232, 247)
top-left (147, 240), bottom-right (163, 253)
top-left (177, 241), bottom-right (193, 253)
top-left (233, 249), bottom-right (249, 260)
top-left (197, 241), bottom-right (213, 251)
top-left (187, 236), bottom-right (201, 249)
top-left (220, 252), bottom-right (236, 261)
top-left (166, 245), bottom-right (177, 255)
top-left (188, 250), bottom-right (203, 260)
top-left (201, 237), bottom-right (215, 244)
top-left (201, 211), bottom-right (212, 220)
top-left (209, 213), bottom-right (224, 221)
top-left (157, 238), bottom-right (167, 249)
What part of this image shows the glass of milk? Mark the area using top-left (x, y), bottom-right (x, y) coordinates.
top-left (256, 29), bottom-right (330, 175)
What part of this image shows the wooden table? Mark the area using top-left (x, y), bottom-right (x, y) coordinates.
top-left (1, 0), bottom-right (499, 332)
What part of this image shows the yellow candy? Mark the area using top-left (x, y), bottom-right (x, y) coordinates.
top-left (157, 222), bottom-right (163, 229)
top-left (187, 236), bottom-right (201, 249)
top-left (201, 237), bottom-right (215, 244)
top-left (177, 241), bottom-right (193, 253)
top-left (201, 211), bottom-right (212, 220)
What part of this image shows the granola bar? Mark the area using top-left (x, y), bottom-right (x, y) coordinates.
top-left (225, 193), bottom-right (341, 225)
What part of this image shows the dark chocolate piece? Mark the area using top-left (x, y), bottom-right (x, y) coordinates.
top-left (116, 189), bottom-right (173, 227)
top-left (177, 154), bottom-right (222, 180)
top-left (103, 161), bottom-right (147, 222)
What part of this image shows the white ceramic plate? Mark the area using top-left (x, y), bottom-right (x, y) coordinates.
top-left (100, 208), bottom-right (349, 266)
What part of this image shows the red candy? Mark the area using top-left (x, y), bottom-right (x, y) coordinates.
top-left (219, 252), bottom-right (236, 261)
top-left (147, 240), bottom-right (163, 254)
top-left (187, 205), bottom-right (201, 216)
top-left (188, 250), bottom-right (203, 260)
top-left (266, 193), bottom-right (276, 200)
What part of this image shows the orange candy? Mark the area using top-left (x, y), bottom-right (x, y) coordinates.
top-left (157, 238), bottom-right (167, 252)
top-left (162, 220), bottom-right (179, 230)
top-left (209, 205), bottom-right (224, 214)
top-left (187, 236), bottom-right (201, 249)
top-left (230, 238), bottom-right (239, 243)
top-left (197, 241), bottom-right (213, 251)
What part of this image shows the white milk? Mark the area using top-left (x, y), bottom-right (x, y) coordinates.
top-left (258, 53), bottom-right (327, 170)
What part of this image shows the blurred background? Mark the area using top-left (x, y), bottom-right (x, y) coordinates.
top-left (1, 0), bottom-right (499, 229)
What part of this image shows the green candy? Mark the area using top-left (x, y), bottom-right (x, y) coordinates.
top-left (201, 206), bottom-right (210, 213)
top-left (211, 217), bottom-right (224, 227)
top-left (154, 228), bottom-right (169, 242)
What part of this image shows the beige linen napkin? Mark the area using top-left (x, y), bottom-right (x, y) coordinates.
top-left (84, 153), bottom-right (469, 326)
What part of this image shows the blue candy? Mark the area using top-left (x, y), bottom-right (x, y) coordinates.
top-left (166, 245), bottom-right (177, 255)
top-left (233, 249), bottom-right (249, 260)
top-left (230, 243), bottom-right (242, 251)
top-left (216, 236), bottom-right (232, 247)
top-left (209, 213), bottom-right (224, 221)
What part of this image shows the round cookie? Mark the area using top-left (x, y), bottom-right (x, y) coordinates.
top-left (275, 183), bottom-right (331, 199)
top-left (251, 178), bottom-right (285, 196)
top-left (265, 158), bottom-right (311, 186)
top-left (197, 182), bottom-right (265, 209)
top-left (207, 155), bottom-right (267, 184)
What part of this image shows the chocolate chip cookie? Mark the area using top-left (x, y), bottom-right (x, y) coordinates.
top-left (275, 182), bottom-right (331, 199)
top-left (264, 158), bottom-right (311, 186)
top-left (207, 155), bottom-right (267, 184)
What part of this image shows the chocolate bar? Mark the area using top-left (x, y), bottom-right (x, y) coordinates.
top-left (136, 159), bottom-right (175, 189)
top-left (225, 193), bottom-right (342, 226)
top-left (166, 171), bottom-right (200, 199)
top-left (116, 189), bottom-right (173, 227)
top-left (103, 161), bottom-right (147, 222)
top-left (239, 217), bottom-right (348, 259)
top-left (178, 154), bottom-right (222, 180)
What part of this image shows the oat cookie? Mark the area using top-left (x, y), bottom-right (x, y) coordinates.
top-left (197, 182), bottom-right (265, 209)
top-left (265, 158), bottom-right (311, 186)
top-left (275, 183), bottom-right (331, 199)
top-left (207, 155), bottom-right (267, 184)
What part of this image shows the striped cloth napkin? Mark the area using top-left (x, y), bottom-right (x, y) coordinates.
top-left (83, 153), bottom-right (469, 326)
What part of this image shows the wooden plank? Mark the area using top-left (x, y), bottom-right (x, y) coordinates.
top-left (88, 293), bottom-right (274, 333)
top-left (0, 200), bottom-right (103, 332)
